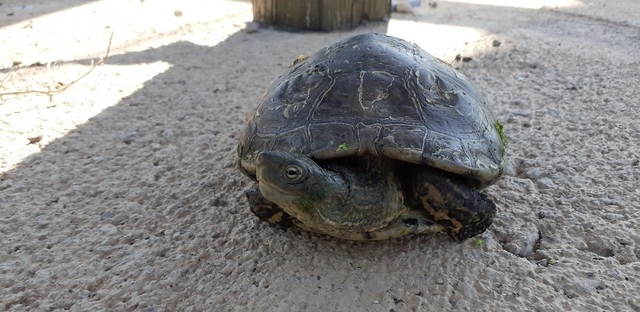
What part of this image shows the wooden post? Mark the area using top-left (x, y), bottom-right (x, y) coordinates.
top-left (252, 0), bottom-right (391, 31)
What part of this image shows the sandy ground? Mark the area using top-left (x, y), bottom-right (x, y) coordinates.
top-left (1, 0), bottom-right (639, 311)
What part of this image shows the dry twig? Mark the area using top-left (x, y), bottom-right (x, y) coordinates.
top-left (0, 33), bottom-right (113, 101)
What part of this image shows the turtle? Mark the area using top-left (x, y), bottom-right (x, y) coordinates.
top-left (237, 33), bottom-right (506, 241)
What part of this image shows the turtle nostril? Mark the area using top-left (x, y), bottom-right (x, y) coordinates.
top-left (256, 151), bottom-right (280, 165)
top-left (256, 152), bottom-right (273, 164)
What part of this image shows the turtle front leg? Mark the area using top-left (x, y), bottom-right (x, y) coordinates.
top-left (413, 169), bottom-right (497, 241)
top-left (246, 185), bottom-right (295, 228)
top-left (356, 214), bottom-right (445, 240)
top-left (290, 213), bottom-right (444, 241)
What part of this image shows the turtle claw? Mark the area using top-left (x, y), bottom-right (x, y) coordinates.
top-left (246, 186), bottom-right (295, 228)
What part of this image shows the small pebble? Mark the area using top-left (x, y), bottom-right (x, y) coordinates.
top-left (536, 177), bottom-right (555, 189)
top-left (244, 21), bottom-right (260, 33)
top-left (524, 167), bottom-right (543, 179)
top-left (28, 135), bottom-right (43, 145)
top-left (122, 133), bottom-right (136, 144)
top-left (99, 224), bottom-right (118, 235)
top-left (394, 1), bottom-right (413, 14)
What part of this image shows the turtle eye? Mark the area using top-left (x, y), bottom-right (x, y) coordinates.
top-left (283, 165), bottom-right (304, 182)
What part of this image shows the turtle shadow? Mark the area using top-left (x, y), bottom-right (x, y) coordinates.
top-left (1, 21), bottom-right (413, 309)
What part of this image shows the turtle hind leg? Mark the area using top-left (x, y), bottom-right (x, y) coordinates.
top-left (413, 168), bottom-right (497, 241)
top-left (246, 185), bottom-right (295, 228)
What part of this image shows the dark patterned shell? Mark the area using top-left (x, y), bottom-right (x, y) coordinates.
top-left (238, 33), bottom-right (505, 186)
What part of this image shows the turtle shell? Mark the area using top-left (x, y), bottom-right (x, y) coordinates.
top-left (238, 33), bottom-right (505, 187)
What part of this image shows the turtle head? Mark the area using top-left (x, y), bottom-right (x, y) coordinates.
top-left (255, 151), bottom-right (348, 228)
